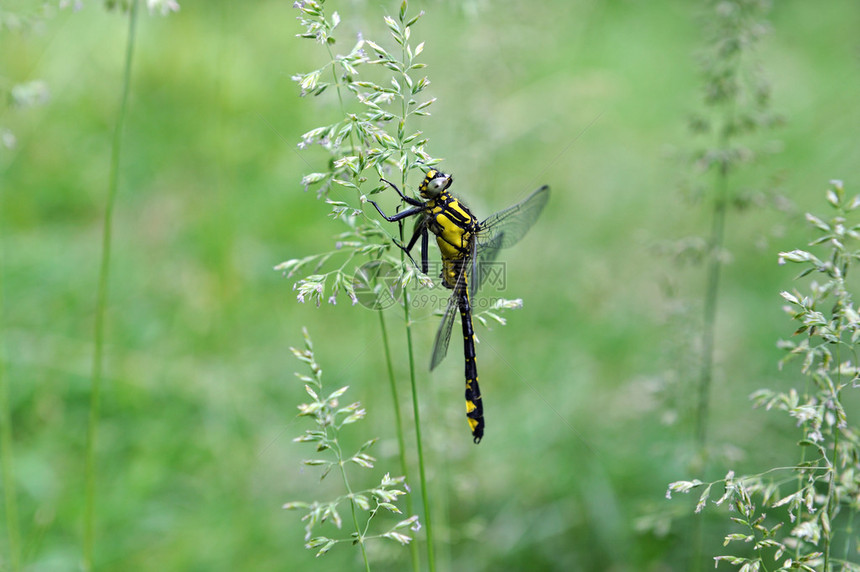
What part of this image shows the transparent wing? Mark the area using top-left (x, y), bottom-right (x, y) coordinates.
top-left (429, 289), bottom-right (459, 371)
top-left (468, 236), bottom-right (484, 299)
top-left (476, 185), bottom-right (550, 250)
top-left (472, 230), bottom-right (503, 296)
top-left (472, 185), bottom-right (549, 293)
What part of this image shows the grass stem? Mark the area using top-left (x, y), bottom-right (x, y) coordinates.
top-left (692, 66), bottom-right (736, 572)
top-left (403, 294), bottom-right (435, 572)
top-left (335, 447), bottom-right (371, 571)
top-left (0, 244), bottom-right (21, 571)
top-left (83, 1), bottom-right (139, 568)
top-left (696, 156), bottom-right (729, 450)
top-left (378, 309), bottom-right (420, 571)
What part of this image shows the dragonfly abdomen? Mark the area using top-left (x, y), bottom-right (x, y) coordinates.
top-left (458, 287), bottom-right (484, 443)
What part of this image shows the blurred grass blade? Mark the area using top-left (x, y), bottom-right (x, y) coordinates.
top-left (83, 1), bottom-right (140, 569)
top-left (0, 253), bottom-right (21, 571)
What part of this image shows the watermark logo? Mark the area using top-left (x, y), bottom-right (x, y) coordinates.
top-left (477, 261), bottom-right (507, 290)
top-left (351, 260), bottom-right (402, 310)
top-left (351, 260), bottom-right (511, 310)
top-left (411, 260), bottom-right (508, 291)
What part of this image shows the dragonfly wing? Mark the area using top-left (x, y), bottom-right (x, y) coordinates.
top-left (468, 238), bottom-right (480, 298)
top-left (471, 232), bottom-right (504, 296)
top-left (429, 289), bottom-right (459, 371)
top-left (472, 185), bottom-right (548, 294)
top-left (477, 185), bottom-right (550, 250)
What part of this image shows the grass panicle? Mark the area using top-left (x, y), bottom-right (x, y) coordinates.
top-left (281, 1), bottom-right (439, 569)
top-left (673, 2), bottom-right (784, 569)
top-left (689, 0), bottom-right (781, 456)
top-left (668, 180), bottom-right (860, 571)
top-left (284, 327), bottom-right (419, 570)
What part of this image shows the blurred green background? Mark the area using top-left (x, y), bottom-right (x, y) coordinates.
top-left (1, 0), bottom-right (859, 570)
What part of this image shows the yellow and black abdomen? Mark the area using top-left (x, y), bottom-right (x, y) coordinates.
top-left (457, 283), bottom-right (484, 443)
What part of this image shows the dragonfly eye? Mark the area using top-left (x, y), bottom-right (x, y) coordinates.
top-left (420, 170), bottom-right (452, 198)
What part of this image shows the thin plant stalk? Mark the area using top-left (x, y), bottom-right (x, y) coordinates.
top-left (402, 290), bottom-right (435, 572)
top-left (0, 249), bottom-right (21, 571)
top-left (686, 2), bottom-right (777, 568)
top-left (334, 442), bottom-right (371, 571)
top-left (396, 206), bottom-right (435, 572)
top-left (392, 7), bottom-right (435, 568)
top-left (692, 100), bottom-right (735, 572)
top-left (693, 0), bottom-right (775, 457)
top-left (377, 309), bottom-right (420, 571)
top-left (692, 15), bottom-right (742, 566)
top-left (696, 147), bottom-right (730, 450)
top-left (821, 342), bottom-right (841, 571)
top-left (83, 1), bottom-right (139, 568)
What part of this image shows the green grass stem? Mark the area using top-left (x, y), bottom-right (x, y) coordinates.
top-left (334, 442), bottom-right (371, 571)
top-left (696, 154), bottom-right (729, 451)
top-left (691, 102), bottom-right (734, 572)
top-left (402, 293), bottom-right (435, 572)
top-left (0, 244), bottom-right (21, 571)
top-left (377, 309), bottom-right (420, 571)
top-left (83, 1), bottom-right (139, 569)
top-left (392, 6), bottom-right (436, 567)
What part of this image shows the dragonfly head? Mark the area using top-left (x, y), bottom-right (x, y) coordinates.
top-left (419, 169), bottom-right (453, 199)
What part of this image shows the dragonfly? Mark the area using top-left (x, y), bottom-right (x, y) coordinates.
top-left (369, 169), bottom-right (550, 443)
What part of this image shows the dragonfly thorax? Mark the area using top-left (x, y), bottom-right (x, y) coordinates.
top-left (423, 191), bottom-right (476, 290)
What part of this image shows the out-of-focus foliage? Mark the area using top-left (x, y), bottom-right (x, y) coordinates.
top-left (1, 0), bottom-right (859, 570)
top-left (669, 181), bottom-right (860, 571)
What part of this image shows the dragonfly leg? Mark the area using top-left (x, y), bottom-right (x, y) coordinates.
top-left (393, 238), bottom-right (421, 270)
top-left (392, 219), bottom-right (427, 271)
top-left (368, 201), bottom-right (423, 223)
top-left (380, 178), bottom-right (424, 206)
top-left (420, 226), bottom-right (429, 274)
